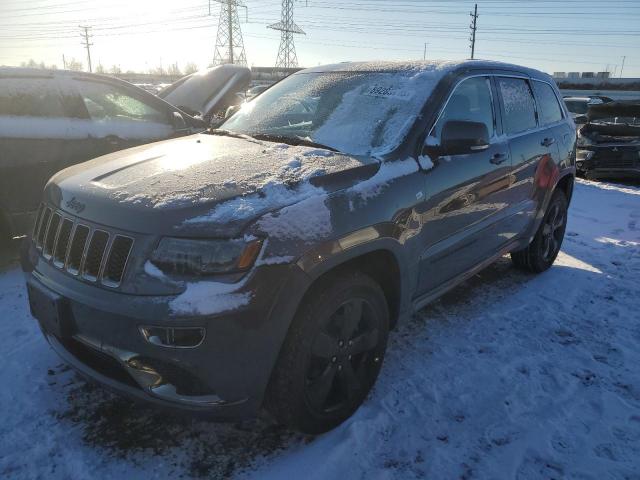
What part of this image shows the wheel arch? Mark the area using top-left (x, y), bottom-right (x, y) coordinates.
top-left (297, 239), bottom-right (410, 330)
top-left (554, 172), bottom-right (575, 204)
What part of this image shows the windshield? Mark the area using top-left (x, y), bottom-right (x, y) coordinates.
top-left (221, 71), bottom-right (440, 156)
top-left (565, 100), bottom-right (588, 115)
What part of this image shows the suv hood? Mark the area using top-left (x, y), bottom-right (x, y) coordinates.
top-left (158, 65), bottom-right (251, 119)
top-left (46, 134), bottom-right (378, 237)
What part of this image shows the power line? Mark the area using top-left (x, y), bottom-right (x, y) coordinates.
top-left (268, 0), bottom-right (305, 69)
top-left (469, 3), bottom-right (478, 59)
top-left (79, 24), bottom-right (92, 72)
top-left (211, 0), bottom-right (247, 66)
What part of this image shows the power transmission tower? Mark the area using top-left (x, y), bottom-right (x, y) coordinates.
top-left (212, 0), bottom-right (247, 66)
top-left (79, 25), bottom-right (93, 72)
top-left (268, 0), bottom-right (305, 70)
top-left (469, 4), bottom-right (478, 60)
top-left (620, 55), bottom-right (626, 78)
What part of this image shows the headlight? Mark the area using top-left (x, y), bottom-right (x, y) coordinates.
top-left (576, 132), bottom-right (593, 147)
top-left (576, 149), bottom-right (594, 162)
top-left (150, 237), bottom-right (263, 276)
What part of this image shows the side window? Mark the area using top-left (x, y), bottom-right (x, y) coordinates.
top-left (533, 81), bottom-right (563, 125)
top-left (497, 77), bottom-right (537, 134)
top-left (0, 78), bottom-right (65, 117)
top-left (74, 81), bottom-right (170, 124)
top-left (432, 76), bottom-right (495, 139)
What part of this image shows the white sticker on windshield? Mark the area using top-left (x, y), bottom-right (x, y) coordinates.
top-left (364, 84), bottom-right (413, 101)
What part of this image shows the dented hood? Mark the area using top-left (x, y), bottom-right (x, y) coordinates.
top-left (45, 133), bottom-right (377, 237)
top-left (158, 65), bottom-right (251, 118)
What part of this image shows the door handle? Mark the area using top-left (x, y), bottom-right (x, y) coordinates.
top-left (541, 137), bottom-right (556, 147)
top-left (490, 153), bottom-right (508, 165)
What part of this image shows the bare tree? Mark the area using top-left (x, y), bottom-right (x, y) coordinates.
top-left (65, 58), bottom-right (84, 71)
top-left (166, 62), bottom-right (182, 77)
top-left (95, 63), bottom-right (106, 73)
top-left (109, 65), bottom-right (122, 75)
top-left (184, 62), bottom-right (199, 75)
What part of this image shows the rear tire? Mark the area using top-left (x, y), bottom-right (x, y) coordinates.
top-left (511, 190), bottom-right (568, 273)
top-left (266, 271), bottom-right (389, 434)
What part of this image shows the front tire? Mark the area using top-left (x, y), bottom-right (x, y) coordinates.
top-left (266, 271), bottom-right (389, 434)
top-left (511, 190), bottom-right (568, 273)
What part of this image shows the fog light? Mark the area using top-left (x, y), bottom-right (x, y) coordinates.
top-left (140, 326), bottom-right (205, 348)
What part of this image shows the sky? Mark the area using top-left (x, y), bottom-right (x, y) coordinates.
top-left (0, 0), bottom-right (639, 77)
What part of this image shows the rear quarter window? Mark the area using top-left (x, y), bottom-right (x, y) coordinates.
top-left (497, 77), bottom-right (537, 135)
top-left (533, 81), bottom-right (563, 125)
top-left (0, 78), bottom-right (65, 117)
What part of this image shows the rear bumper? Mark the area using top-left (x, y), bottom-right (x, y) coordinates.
top-left (27, 251), bottom-right (312, 418)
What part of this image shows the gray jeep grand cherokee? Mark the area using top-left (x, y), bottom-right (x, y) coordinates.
top-left (25, 60), bottom-right (576, 433)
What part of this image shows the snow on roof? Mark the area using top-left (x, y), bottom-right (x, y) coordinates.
top-left (301, 59), bottom-right (550, 79)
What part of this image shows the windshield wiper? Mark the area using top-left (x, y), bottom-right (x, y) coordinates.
top-left (207, 128), bottom-right (251, 139)
top-left (250, 133), bottom-right (341, 153)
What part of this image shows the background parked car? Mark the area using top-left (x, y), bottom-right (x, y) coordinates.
top-left (563, 95), bottom-right (615, 125)
top-left (576, 100), bottom-right (640, 179)
top-left (0, 65), bottom-right (250, 244)
top-left (157, 64), bottom-right (251, 122)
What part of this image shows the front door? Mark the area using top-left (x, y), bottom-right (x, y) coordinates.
top-left (71, 79), bottom-right (176, 159)
top-left (415, 75), bottom-right (512, 296)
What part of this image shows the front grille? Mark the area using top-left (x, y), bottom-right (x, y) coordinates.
top-left (594, 151), bottom-right (637, 169)
top-left (33, 204), bottom-right (134, 288)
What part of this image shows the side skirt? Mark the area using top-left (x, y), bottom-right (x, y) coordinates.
top-left (411, 239), bottom-right (524, 312)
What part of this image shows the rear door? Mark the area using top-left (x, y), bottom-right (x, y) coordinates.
top-left (495, 76), bottom-right (558, 235)
top-left (415, 75), bottom-right (512, 295)
top-left (532, 79), bottom-right (574, 181)
top-left (0, 75), bottom-right (70, 228)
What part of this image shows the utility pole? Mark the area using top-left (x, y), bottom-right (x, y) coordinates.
top-left (423, 42), bottom-right (427, 60)
top-left (212, 0), bottom-right (247, 66)
top-left (469, 4), bottom-right (478, 60)
top-left (620, 55), bottom-right (626, 78)
top-left (268, 0), bottom-right (305, 71)
top-left (79, 25), bottom-right (93, 72)
top-left (62, 54), bottom-right (66, 69)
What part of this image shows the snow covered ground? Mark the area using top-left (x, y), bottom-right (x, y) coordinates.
top-left (1, 178), bottom-right (639, 479)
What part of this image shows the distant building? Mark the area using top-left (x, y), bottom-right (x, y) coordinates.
top-left (568, 72), bottom-right (581, 79)
top-left (596, 71), bottom-right (610, 79)
top-left (581, 72), bottom-right (594, 78)
top-left (553, 72), bottom-right (567, 78)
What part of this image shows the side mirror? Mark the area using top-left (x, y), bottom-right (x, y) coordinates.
top-left (574, 114), bottom-right (588, 125)
top-left (439, 120), bottom-right (490, 155)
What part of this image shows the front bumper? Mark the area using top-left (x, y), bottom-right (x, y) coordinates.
top-left (26, 246), bottom-right (311, 418)
top-left (577, 146), bottom-right (640, 178)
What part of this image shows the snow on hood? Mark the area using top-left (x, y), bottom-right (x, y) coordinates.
top-left (48, 133), bottom-right (376, 236)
